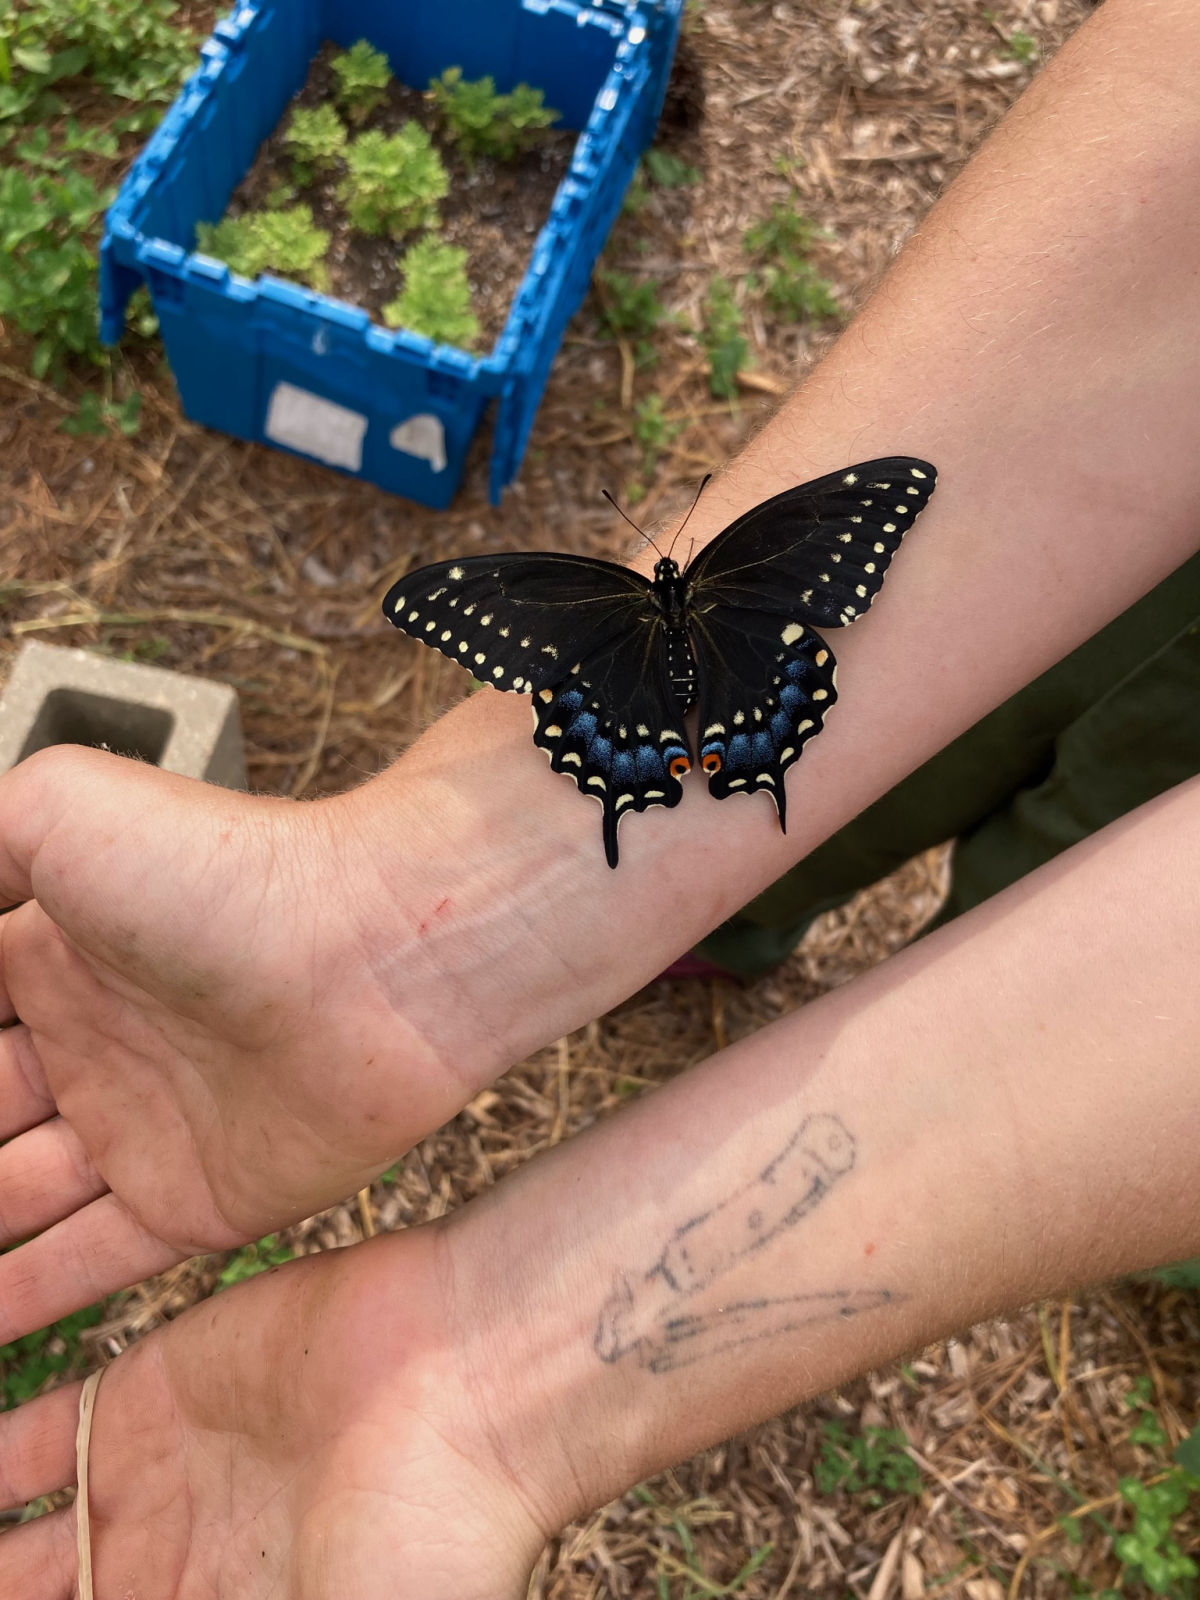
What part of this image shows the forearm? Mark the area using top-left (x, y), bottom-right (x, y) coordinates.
top-left (440, 775), bottom-right (1200, 1526)
top-left (338, 0), bottom-right (1200, 1083)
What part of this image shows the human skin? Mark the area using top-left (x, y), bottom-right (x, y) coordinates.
top-left (3, 0), bottom-right (1200, 1340)
top-left (4, 775), bottom-right (1199, 1597)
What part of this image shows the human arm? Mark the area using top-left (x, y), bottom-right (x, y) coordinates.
top-left (3, 0), bottom-right (1200, 1339)
top-left (5, 773), bottom-right (1199, 1598)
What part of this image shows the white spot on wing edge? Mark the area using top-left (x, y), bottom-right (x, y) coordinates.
top-left (781, 622), bottom-right (804, 645)
top-left (910, 467), bottom-right (927, 479)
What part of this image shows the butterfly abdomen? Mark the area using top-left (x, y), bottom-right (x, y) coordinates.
top-left (666, 627), bottom-right (697, 712)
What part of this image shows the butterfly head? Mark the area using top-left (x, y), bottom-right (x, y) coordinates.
top-left (653, 557), bottom-right (682, 581)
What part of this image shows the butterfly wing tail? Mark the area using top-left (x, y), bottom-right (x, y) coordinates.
top-left (603, 800), bottom-right (621, 869)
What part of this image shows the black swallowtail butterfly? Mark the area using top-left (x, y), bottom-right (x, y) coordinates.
top-left (383, 457), bottom-right (937, 867)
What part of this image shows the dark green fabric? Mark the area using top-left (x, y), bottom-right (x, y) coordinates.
top-left (696, 550), bottom-right (1200, 978)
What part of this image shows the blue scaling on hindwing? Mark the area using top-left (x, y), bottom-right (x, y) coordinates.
top-left (531, 679), bottom-right (690, 868)
top-left (698, 623), bottom-right (839, 829)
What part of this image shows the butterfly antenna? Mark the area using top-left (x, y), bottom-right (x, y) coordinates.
top-left (666, 474), bottom-right (712, 562)
top-left (602, 488), bottom-right (667, 561)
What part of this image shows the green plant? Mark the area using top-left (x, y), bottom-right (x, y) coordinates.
top-left (0, 0), bottom-right (195, 129)
top-left (216, 1234), bottom-right (294, 1291)
top-left (595, 269), bottom-right (666, 349)
top-left (1004, 30), bottom-right (1038, 65)
top-left (743, 201), bottom-right (840, 324)
top-left (1114, 1469), bottom-right (1199, 1595)
top-left (743, 201), bottom-right (824, 260)
top-left (1148, 1258), bottom-right (1200, 1290)
top-left (0, 0), bottom-right (195, 383)
top-left (247, 204), bottom-right (330, 289)
top-left (631, 393), bottom-right (682, 479)
top-left (339, 124), bottom-right (448, 236)
top-left (429, 67), bottom-right (558, 161)
top-left (61, 389), bottom-right (142, 437)
top-left (197, 205), bottom-right (331, 291)
top-left (813, 1421), bottom-right (922, 1506)
top-left (0, 162), bottom-right (112, 376)
top-left (195, 214), bottom-right (259, 277)
top-left (643, 146), bottom-right (701, 188)
top-left (384, 235), bottom-right (479, 348)
top-left (1, 1304), bottom-right (104, 1409)
top-left (1047, 1391), bottom-right (1200, 1597)
top-left (284, 102), bottom-right (347, 186)
top-left (701, 275), bottom-right (748, 398)
top-left (329, 39), bottom-right (391, 124)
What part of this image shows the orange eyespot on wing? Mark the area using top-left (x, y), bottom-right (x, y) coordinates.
top-left (701, 752), bottom-right (722, 775)
top-left (669, 755), bottom-right (692, 779)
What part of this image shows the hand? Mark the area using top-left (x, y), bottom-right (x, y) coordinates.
top-left (0, 1222), bottom-right (547, 1599)
top-left (0, 744), bottom-right (474, 1342)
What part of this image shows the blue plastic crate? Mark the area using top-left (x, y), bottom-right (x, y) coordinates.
top-left (99, 0), bottom-right (682, 509)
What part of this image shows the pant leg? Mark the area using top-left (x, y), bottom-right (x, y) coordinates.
top-left (696, 550), bottom-right (1200, 977)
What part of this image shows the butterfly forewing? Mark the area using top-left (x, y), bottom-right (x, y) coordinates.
top-left (383, 553), bottom-right (653, 695)
top-left (685, 457), bottom-right (936, 631)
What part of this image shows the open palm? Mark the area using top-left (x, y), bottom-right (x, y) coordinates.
top-left (0, 746), bottom-right (455, 1344)
top-left (0, 1227), bottom-right (544, 1598)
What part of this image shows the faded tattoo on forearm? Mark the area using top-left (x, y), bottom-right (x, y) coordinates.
top-left (594, 1112), bottom-right (900, 1374)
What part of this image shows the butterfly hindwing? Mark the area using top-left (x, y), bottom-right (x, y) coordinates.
top-left (690, 605), bottom-right (837, 829)
top-left (686, 457), bottom-right (936, 632)
top-left (532, 668), bottom-right (690, 868)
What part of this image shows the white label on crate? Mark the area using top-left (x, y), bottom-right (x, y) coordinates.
top-left (265, 382), bottom-right (367, 472)
top-left (389, 413), bottom-right (447, 473)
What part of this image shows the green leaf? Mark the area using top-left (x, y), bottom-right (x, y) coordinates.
top-left (13, 45), bottom-right (53, 76)
top-left (1150, 1256), bottom-right (1200, 1290)
top-left (1174, 1423), bottom-right (1200, 1476)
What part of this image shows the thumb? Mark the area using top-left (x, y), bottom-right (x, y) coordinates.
top-left (0, 745), bottom-right (169, 910)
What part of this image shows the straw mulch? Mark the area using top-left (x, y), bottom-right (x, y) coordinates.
top-left (1, 0), bottom-right (1196, 1594)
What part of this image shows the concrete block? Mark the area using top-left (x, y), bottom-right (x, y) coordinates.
top-left (0, 640), bottom-right (247, 789)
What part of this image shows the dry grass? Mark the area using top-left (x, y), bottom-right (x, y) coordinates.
top-left (1, 0), bottom-right (1197, 1594)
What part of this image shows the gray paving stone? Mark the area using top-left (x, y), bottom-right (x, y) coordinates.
top-left (0, 640), bottom-right (247, 789)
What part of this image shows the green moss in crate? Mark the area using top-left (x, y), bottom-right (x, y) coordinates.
top-left (385, 235), bottom-right (479, 348)
top-left (284, 103), bottom-right (347, 188)
top-left (428, 67), bottom-right (558, 163)
top-left (339, 125), bottom-right (448, 237)
top-left (329, 38), bottom-right (391, 125)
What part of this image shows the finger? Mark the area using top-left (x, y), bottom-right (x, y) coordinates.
top-left (0, 903), bottom-right (20, 1026)
top-left (0, 1504), bottom-right (75, 1600)
top-left (0, 1381), bottom-right (83, 1510)
top-left (0, 751), bottom-right (65, 907)
top-left (0, 1025), bottom-right (56, 1137)
top-left (0, 1194), bottom-right (184, 1345)
top-left (0, 1120), bottom-right (107, 1248)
